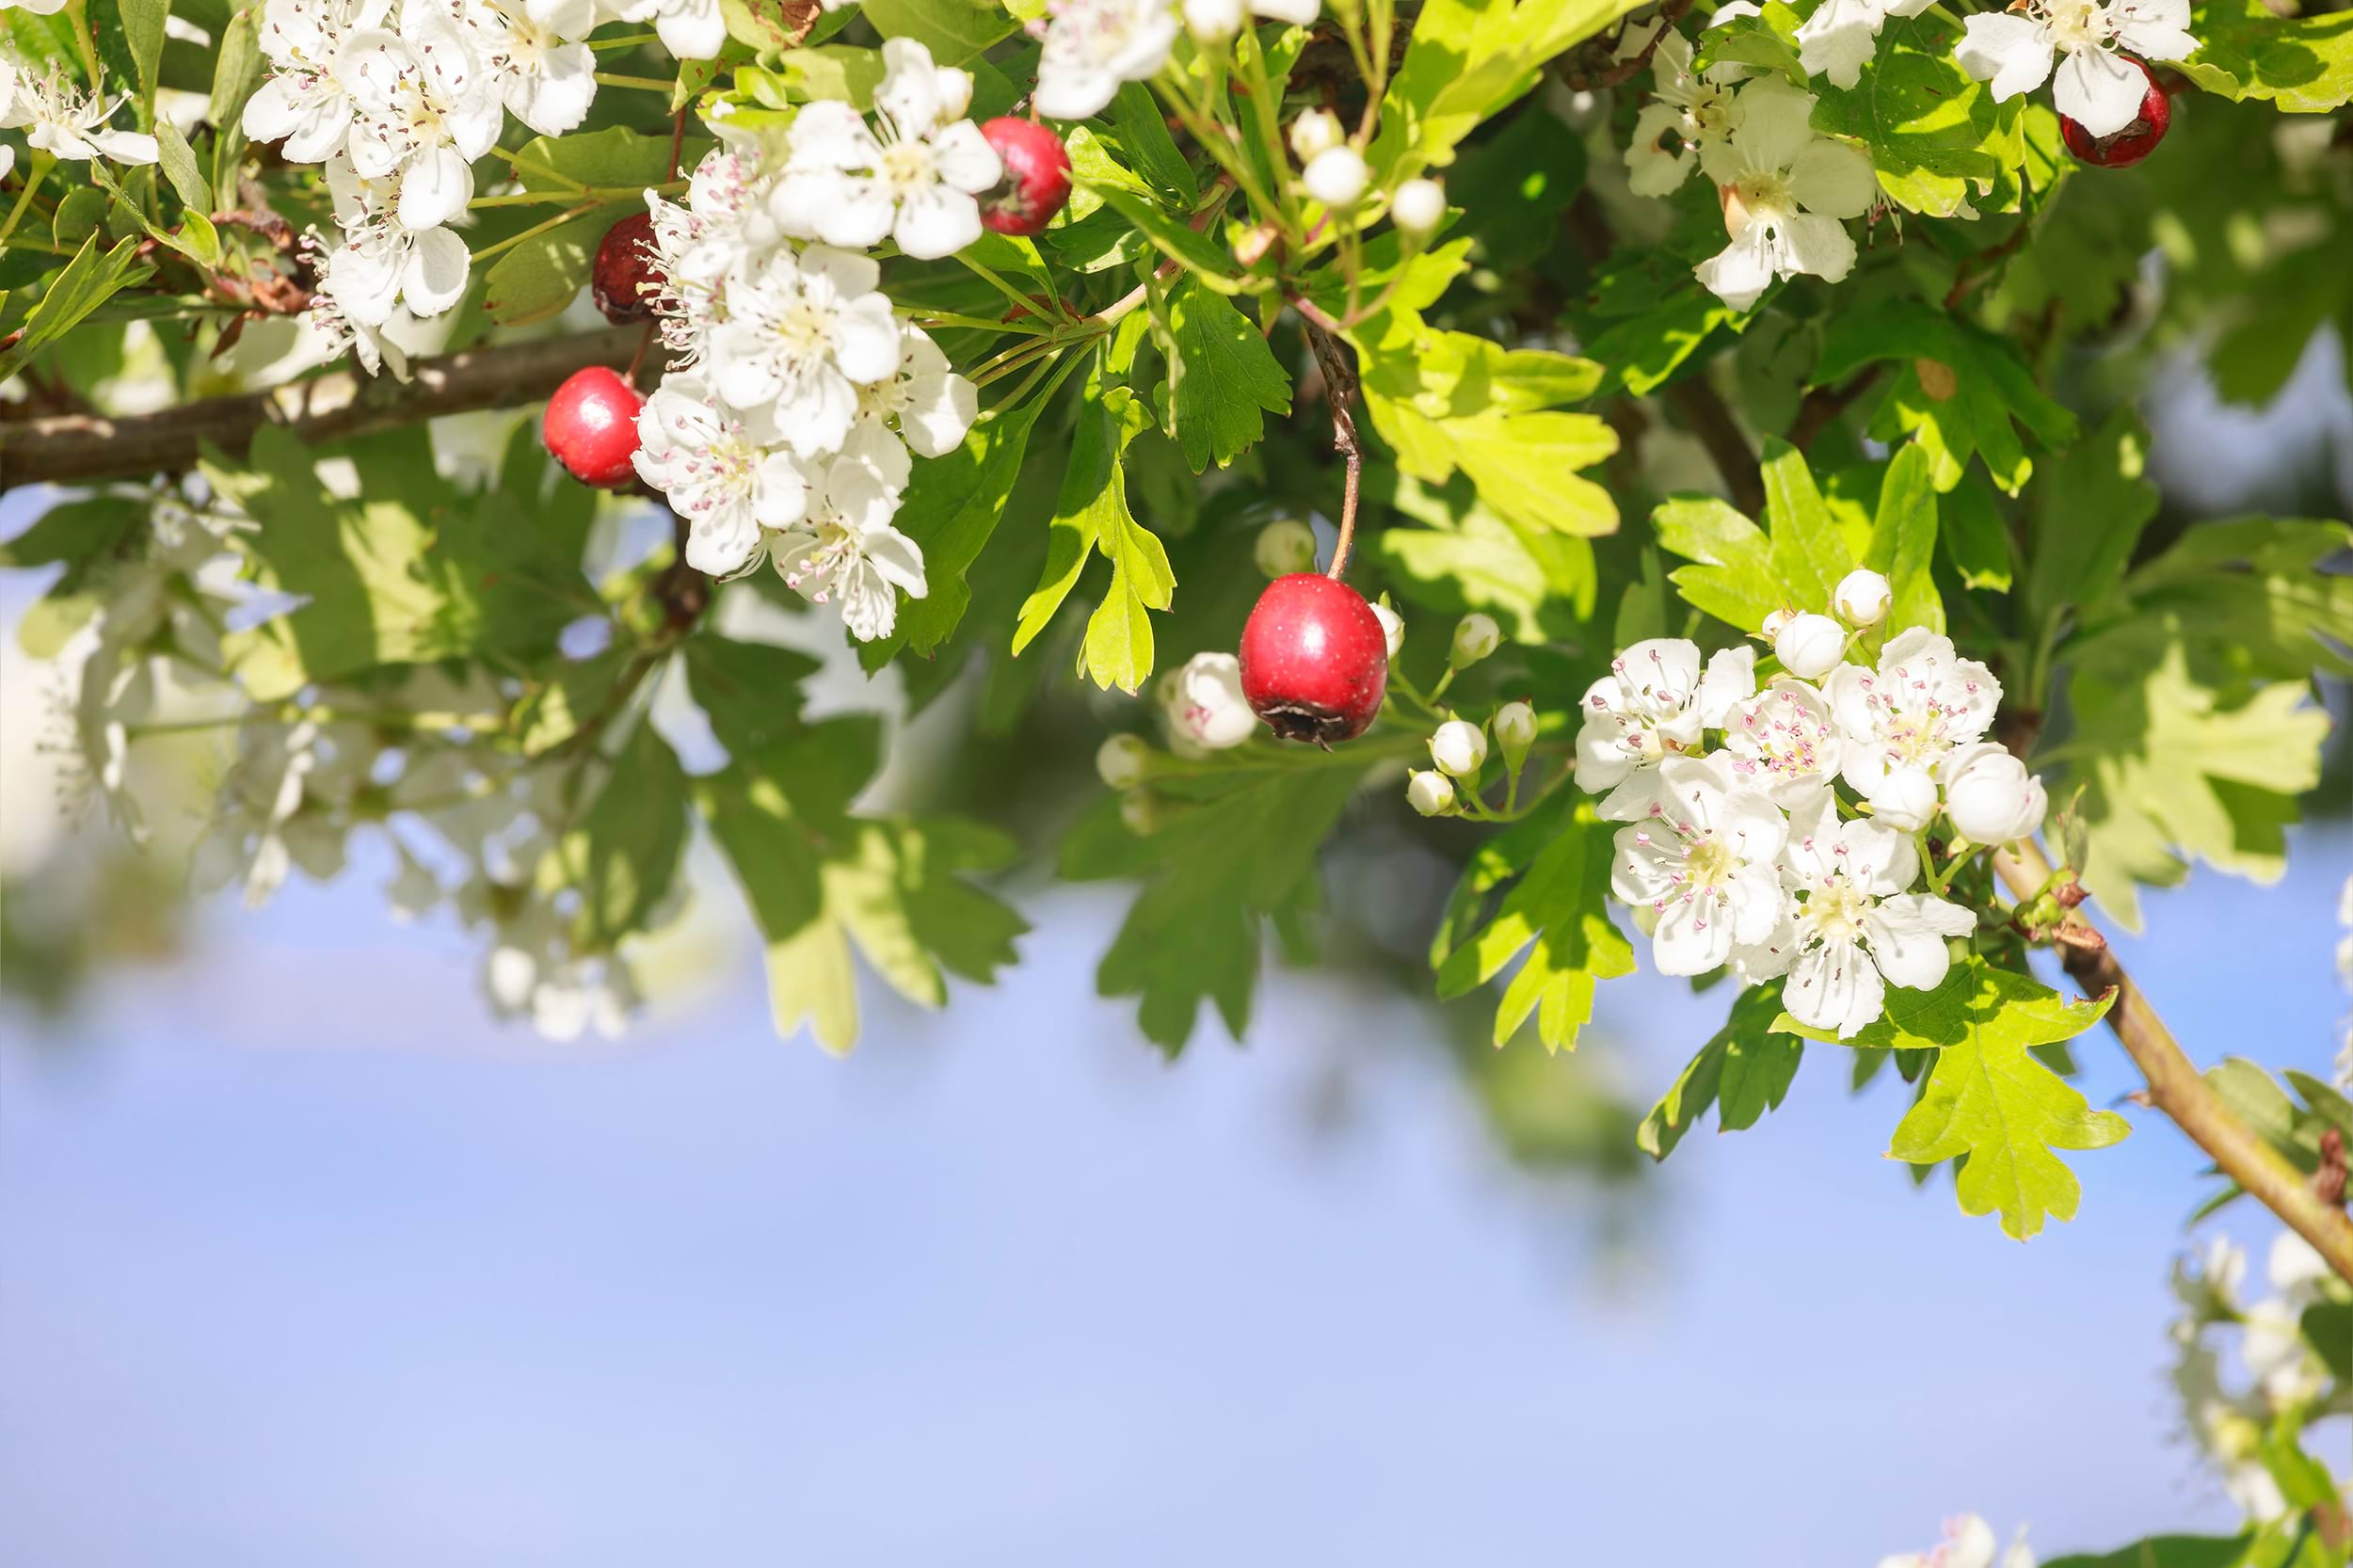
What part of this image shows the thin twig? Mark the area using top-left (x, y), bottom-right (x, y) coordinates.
top-left (1299, 313), bottom-right (1363, 581)
top-left (1667, 378), bottom-right (1767, 518)
top-left (1990, 839), bottom-right (2353, 1285)
top-left (1788, 367), bottom-right (1880, 453)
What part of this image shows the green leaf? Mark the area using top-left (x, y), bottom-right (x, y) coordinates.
top-left (1083, 184), bottom-right (1244, 290)
top-left (1433, 800), bottom-right (1635, 1051)
top-left (207, 4), bottom-right (264, 132)
top-left (1111, 82), bottom-right (1197, 202)
top-left (1638, 984), bottom-right (1800, 1159)
top-left (862, 390), bottom-right (1051, 664)
top-left (200, 427), bottom-right (591, 700)
top-left (1814, 299), bottom-right (2078, 495)
top-left (153, 120), bottom-right (210, 215)
top-left (2180, 0), bottom-right (2353, 113)
top-left (1760, 438), bottom-right (1854, 611)
top-left (1778, 957), bottom-right (2127, 1240)
top-left (1652, 494), bottom-right (1782, 632)
top-left (1015, 371), bottom-right (1151, 656)
top-left (1811, 33), bottom-right (2021, 217)
top-left (1368, 0), bottom-right (1650, 182)
top-left (109, 0), bottom-right (168, 99)
top-left (483, 214), bottom-right (611, 326)
top-left (859, 0), bottom-right (1018, 64)
top-left (2025, 407), bottom-right (2155, 632)
top-left (2041, 1534), bottom-right (2264, 1568)
top-left (1156, 276), bottom-right (1292, 472)
top-left (1865, 440), bottom-right (1944, 635)
top-left (0, 232), bottom-right (148, 385)
top-left (1368, 469), bottom-right (1597, 641)
top-left (1940, 472), bottom-right (2012, 592)
top-left (1069, 760), bottom-right (1374, 1053)
top-left (548, 723), bottom-right (690, 951)
top-left (721, 0), bottom-right (824, 55)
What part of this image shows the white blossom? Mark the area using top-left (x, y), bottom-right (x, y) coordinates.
top-left (1097, 732), bottom-right (1150, 789)
top-left (709, 243), bottom-right (902, 458)
top-left (1494, 700), bottom-right (1537, 760)
top-left (1302, 145), bottom-right (1369, 207)
top-left (1406, 769), bottom-right (1455, 817)
top-left (319, 153), bottom-right (470, 325)
top-left (342, 13), bottom-right (503, 230)
top-left (1957, 0), bottom-right (2196, 140)
top-left (1833, 567), bottom-right (1892, 627)
top-left (246, 0), bottom-right (389, 162)
top-left (450, 0), bottom-right (599, 137)
top-left (1371, 601), bottom-right (1404, 659)
top-left (1430, 719), bottom-right (1487, 779)
top-left (1795, 0), bottom-right (1937, 91)
top-left (1449, 611), bottom-right (1501, 667)
top-left (766, 439), bottom-right (926, 641)
top-left (1391, 177), bottom-right (1446, 233)
top-left (1721, 678), bottom-right (1842, 808)
top-left (1250, 0), bottom-right (1318, 22)
top-left (1034, 0), bottom-right (1181, 121)
top-left (0, 61), bottom-right (161, 165)
top-left (1575, 639), bottom-right (1755, 812)
top-left (1609, 753), bottom-right (1791, 978)
top-left (1625, 28), bottom-right (1743, 198)
top-left (1161, 652), bottom-right (1257, 752)
top-left (632, 375), bottom-right (825, 576)
top-left (856, 322), bottom-right (978, 460)
top-left (1938, 742), bottom-right (2046, 846)
top-left (1825, 627), bottom-right (2002, 827)
top-left (1694, 78), bottom-right (1875, 312)
top-left (1183, 0), bottom-right (1243, 42)
top-left (1877, 1515), bottom-right (2036, 1568)
top-left (1737, 793), bottom-right (1975, 1039)
top-left (770, 39), bottom-right (1000, 260)
top-left (603, 0), bottom-right (727, 61)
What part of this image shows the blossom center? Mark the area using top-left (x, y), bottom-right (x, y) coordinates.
top-left (771, 298), bottom-right (837, 359)
top-left (1807, 878), bottom-right (1871, 942)
top-left (1685, 836), bottom-right (1739, 889)
top-left (2041, 0), bottom-right (2110, 52)
top-left (878, 139), bottom-right (935, 194)
top-left (1726, 169), bottom-right (1794, 232)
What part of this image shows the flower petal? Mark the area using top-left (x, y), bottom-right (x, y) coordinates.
top-left (2052, 41), bottom-right (2149, 140)
top-left (1955, 13), bottom-right (2055, 103)
top-left (1864, 892), bottom-right (1975, 990)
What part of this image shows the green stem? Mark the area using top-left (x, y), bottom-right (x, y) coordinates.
top-left (1234, 27), bottom-right (1305, 238)
top-left (588, 32), bottom-right (662, 50)
top-left (468, 202), bottom-right (601, 263)
top-left (1153, 72), bottom-right (1286, 241)
top-left (0, 154), bottom-right (56, 248)
top-left (593, 72), bottom-right (676, 91)
top-left (66, 0), bottom-right (104, 88)
top-left (899, 305), bottom-right (1051, 337)
top-left (956, 251), bottom-right (1060, 322)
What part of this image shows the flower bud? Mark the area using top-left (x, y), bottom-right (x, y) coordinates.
top-left (1302, 145), bottom-right (1369, 207)
top-left (1120, 789), bottom-right (1161, 836)
top-left (1868, 766), bottom-right (1939, 832)
top-left (1449, 611), bottom-right (1501, 668)
top-left (1371, 601), bottom-right (1404, 659)
top-left (1250, 0), bottom-right (1322, 24)
top-left (1162, 650), bottom-right (1258, 752)
top-left (1391, 177), bottom-right (1446, 235)
top-left (1289, 109), bottom-right (1345, 163)
top-left (1833, 568), bottom-right (1893, 628)
top-left (1759, 607), bottom-right (1793, 641)
top-left (1493, 700), bottom-right (1536, 766)
top-left (1940, 743), bottom-right (2047, 846)
top-left (1430, 719), bottom-right (1488, 778)
top-left (1096, 732), bottom-right (1150, 790)
top-left (1183, 0), bottom-right (1244, 41)
top-left (1406, 769), bottom-right (1455, 817)
top-left (1254, 518), bottom-right (1317, 577)
top-left (1772, 612), bottom-right (1845, 680)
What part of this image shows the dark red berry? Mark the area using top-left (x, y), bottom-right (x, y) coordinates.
top-left (2059, 57), bottom-right (2170, 168)
top-left (1239, 573), bottom-right (1390, 744)
top-left (978, 117), bottom-right (1074, 237)
top-left (591, 212), bottom-right (663, 324)
top-left (543, 367), bottom-right (645, 489)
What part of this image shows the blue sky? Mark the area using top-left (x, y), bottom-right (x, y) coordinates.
top-left (2, 809), bottom-right (2345, 1565)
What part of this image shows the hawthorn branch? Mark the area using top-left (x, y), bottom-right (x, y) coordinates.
top-left (1993, 838), bottom-right (2353, 1285)
top-left (1297, 308), bottom-right (1365, 581)
top-left (1, 326), bottom-right (642, 488)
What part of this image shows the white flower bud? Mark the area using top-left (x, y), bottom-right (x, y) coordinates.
top-left (1430, 719), bottom-right (1488, 778)
top-left (1302, 145), bottom-right (1369, 207)
top-left (1184, 0), bottom-right (1244, 41)
top-left (1772, 612), bottom-right (1846, 680)
top-left (1406, 769), bottom-right (1455, 817)
top-left (936, 68), bottom-right (975, 121)
top-left (1250, 0), bottom-right (1321, 24)
top-left (1391, 177), bottom-right (1446, 234)
top-left (1449, 611), bottom-right (1500, 668)
top-left (1494, 700), bottom-right (1536, 766)
top-left (1120, 789), bottom-right (1161, 836)
top-left (1371, 601), bottom-right (1404, 659)
top-left (1759, 607), bottom-right (1793, 641)
top-left (1289, 108), bottom-right (1345, 163)
top-left (1096, 732), bottom-right (1150, 790)
top-left (1868, 766), bottom-right (1939, 832)
top-left (1833, 568), bottom-right (1893, 628)
top-left (1940, 743), bottom-right (2048, 847)
top-left (1254, 518), bottom-right (1317, 577)
top-left (1161, 650), bottom-right (1258, 751)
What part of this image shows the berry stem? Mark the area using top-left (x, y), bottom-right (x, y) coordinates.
top-left (1298, 312), bottom-right (1363, 582)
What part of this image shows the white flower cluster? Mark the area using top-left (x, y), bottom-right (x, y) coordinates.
top-left (1032, 0), bottom-right (1319, 121)
top-left (1574, 582), bottom-right (2045, 1038)
top-left (2167, 1229), bottom-right (2341, 1524)
top-left (1628, 1), bottom-right (2199, 309)
top-left (0, 56), bottom-right (161, 172)
top-left (630, 38), bottom-right (997, 642)
top-left (1876, 1514), bottom-right (2037, 1568)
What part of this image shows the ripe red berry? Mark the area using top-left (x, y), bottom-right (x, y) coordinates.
top-left (591, 212), bottom-right (662, 324)
top-left (2059, 57), bottom-right (2170, 168)
top-left (543, 367), bottom-right (645, 489)
top-left (978, 117), bottom-right (1074, 236)
top-left (1239, 573), bottom-right (1390, 744)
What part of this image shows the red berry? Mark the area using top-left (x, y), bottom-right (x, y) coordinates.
top-left (2059, 57), bottom-right (2170, 168)
top-left (978, 117), bottom-right (1074, 237)
top-left (1239, 573), bottom-right (1390, 744)
top-left (543, 367), bottom-right (645, 489)
top-left (592, 212), bottom-right (662, 325)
